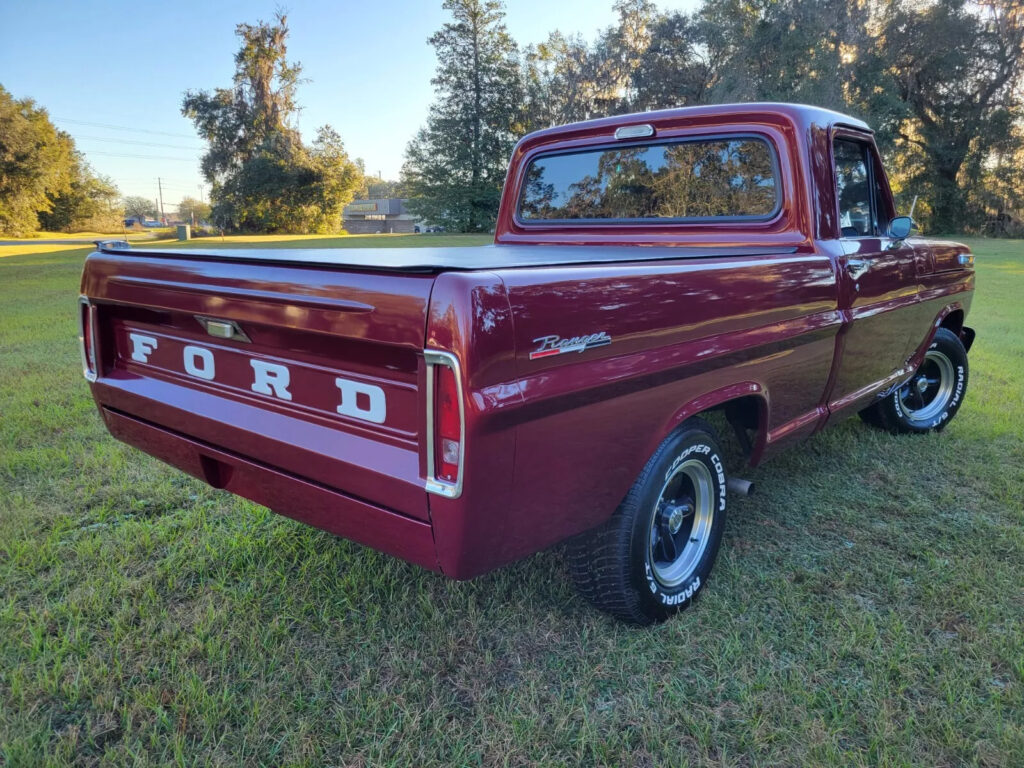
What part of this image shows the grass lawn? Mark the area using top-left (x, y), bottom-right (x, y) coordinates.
top-left (4, 232), bottom-right (167, 243)
top-left (1, 235), bottom-right (1021, 766)
top-left (28, 232), bottom-right (144, 240)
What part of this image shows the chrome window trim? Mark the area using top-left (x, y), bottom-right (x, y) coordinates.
top-left (423, 349), bottom-right (465, 499)
top-left (515, 132), bottom-right (783, 226)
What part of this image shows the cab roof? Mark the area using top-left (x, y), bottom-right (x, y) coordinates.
top-left (521, 102), bottom-right (871, 145)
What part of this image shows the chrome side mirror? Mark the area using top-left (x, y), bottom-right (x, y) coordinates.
top-left (888, 216), bottom-right (912, 241)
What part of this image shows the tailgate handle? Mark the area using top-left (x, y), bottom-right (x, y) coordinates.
top-left (195, 316), bottom-right (251, 343)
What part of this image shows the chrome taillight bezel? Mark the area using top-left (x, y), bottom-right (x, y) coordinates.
top-left (78, 296), bottom-right (98, 382)
top-left (423, 349), bottom-right (465, 499)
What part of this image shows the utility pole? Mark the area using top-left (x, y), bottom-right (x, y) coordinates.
top-left (157, 177), bottom-right (166, 225)
top-left (198, 184), bottom-right (205, 204)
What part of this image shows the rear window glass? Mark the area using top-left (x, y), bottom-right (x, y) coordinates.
top-left (518, 137), bottom-right (779, 222)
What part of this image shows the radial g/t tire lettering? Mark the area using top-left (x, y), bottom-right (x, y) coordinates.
top-left (860, 328), bottom-right (969, 434)
top-left (567, 418), bottom-right (727, 624)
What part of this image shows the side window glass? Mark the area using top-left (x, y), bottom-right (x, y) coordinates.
top-left (834, 139), bottom-right (872, 237)
top-left (871, 157), bottom-right (893, 229)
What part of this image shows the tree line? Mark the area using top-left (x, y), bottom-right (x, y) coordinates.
top-left (403, 0), bottom-right (1024, 235)
top-left (0, 86), bottom-right (121, 237)
top-left (2, 2), bottom-right (1021, 238)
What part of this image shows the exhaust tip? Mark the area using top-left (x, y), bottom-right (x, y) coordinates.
top-left (727, 477), bottom-right (755, 497)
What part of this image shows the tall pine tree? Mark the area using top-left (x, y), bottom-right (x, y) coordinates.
top-left (402, 0), bottom-right (522, 232)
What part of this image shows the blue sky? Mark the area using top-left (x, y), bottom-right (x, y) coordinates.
top-left (0, 0), bottom-right (698, 208)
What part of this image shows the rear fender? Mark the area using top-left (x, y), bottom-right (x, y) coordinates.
top-left (647, 382), bottom-right (769, 465)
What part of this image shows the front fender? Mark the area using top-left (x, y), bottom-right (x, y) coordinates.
top-left (908, 302), bottom-right (968, 370)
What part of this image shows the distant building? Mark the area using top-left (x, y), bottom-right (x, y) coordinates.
top-left (343, 198), bottom-right (421, 234)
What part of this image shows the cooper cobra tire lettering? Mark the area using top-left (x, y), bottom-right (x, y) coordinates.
top-left (567, 417), bottom-right (728, 624)
top-left (712, 452), bottom-right (726, 511)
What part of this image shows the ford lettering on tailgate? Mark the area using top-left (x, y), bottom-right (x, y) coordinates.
top-left (118, 325), bottom-right (388, 426)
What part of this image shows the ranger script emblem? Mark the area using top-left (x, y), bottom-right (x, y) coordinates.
top-left (529, 332), bottom-right (612, 360)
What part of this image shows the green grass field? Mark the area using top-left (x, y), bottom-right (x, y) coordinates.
top-left (1, 235), bottom-right (1022, 766)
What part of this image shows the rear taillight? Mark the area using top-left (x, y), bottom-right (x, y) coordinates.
top-left (424, 350), bottom-right (464, 498)
top-left (78, 296), bottom-right (97, 381)
top-left (436, 365), bottom-right (461, 481)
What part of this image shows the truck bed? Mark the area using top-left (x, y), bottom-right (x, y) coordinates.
top-left (98, 241), bottom-right (797, 272)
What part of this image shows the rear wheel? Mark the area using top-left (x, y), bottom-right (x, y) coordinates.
top-left (860, 328), bottom-right (968, 434)
top-left (567, 418), bottom-right (727, 624)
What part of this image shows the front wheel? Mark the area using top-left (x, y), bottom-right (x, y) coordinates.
top-left (566, 418), bottom-right (727, 624)
top-left (861, 327), bottom-right (969, 434)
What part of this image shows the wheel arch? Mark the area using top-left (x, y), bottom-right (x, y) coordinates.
top-left (647, 382), bottom-right (770, 469)
top-left (939, 308), bottom-right (965, 335)
top-left (910, 302), bottom-right (972, 368)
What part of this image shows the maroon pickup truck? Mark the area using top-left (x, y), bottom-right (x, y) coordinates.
top-left (79, 103), bottom-right (975, 624)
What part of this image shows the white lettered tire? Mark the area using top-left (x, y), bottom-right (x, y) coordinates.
top-left (861, 328), bottom-right (969, 434)
top-left (567, 418), bottom-right (727, 624)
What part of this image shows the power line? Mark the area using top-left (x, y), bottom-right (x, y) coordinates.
top-left (114, 176), bottom-right (202, 183)
top-left (115, 181), bottom-right (199, 186)
top-left (87, 150), bottom-right (201, 162)
top-left (75, 134), bottom-right (206, 151)
top-left (108, 178), bottom-right (207, 189)
top-left (52, 116), bottom-right (198, 139)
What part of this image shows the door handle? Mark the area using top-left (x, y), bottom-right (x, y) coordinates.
top-left (845, 258), bottom-right (870, 280)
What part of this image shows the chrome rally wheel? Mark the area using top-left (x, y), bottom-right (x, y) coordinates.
top-left (897, 348), bottom-right (957, 425)
top-left (567, 418), bottom-right (727, 624)
top-left (861, 327), bottom-right (970, 434)
top-left (648, 458), bottom-right (715, 589)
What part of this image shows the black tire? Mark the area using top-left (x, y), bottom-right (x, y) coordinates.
top-left (567, 418), bottom-right (727, 625)
top-left (860, 328), bottom-right (969, 434)
top-left (857, 402), bottom-right (886, 429)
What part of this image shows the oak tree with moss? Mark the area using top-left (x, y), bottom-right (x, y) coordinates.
top-left (181, 13), bottom-right (362, 233)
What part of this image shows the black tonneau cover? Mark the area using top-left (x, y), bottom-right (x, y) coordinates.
top-left (96, 241), bottom-right (798, 272)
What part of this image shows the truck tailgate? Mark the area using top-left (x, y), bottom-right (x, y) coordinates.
top-left (81, 251), bottom-right (434, 521)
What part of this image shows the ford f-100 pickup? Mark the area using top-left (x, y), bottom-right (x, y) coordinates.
top-left (79, 103), bottom-right (976, 624)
